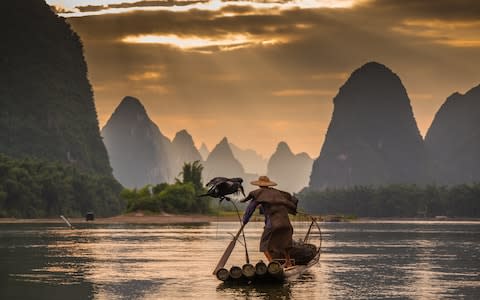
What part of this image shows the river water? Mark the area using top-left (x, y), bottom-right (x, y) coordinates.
top-left (1, 221), bottom-right (479, 299)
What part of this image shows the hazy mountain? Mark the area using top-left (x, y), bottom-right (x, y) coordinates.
top-left (425, 84), bottom-right (480, 184)
top-left (0, 0), bottom-right (112, 175)
top-left (267, 142), bottom-right (313, 192)
top-left (310, 62), bottom-right (427, 188)
top-left (203, 137), bottom-right (245, 181)
top-left (230, 143), bottom-right (267, 175)
top-left (199, 143), bottom-right (210, 161)
top-left (101, 96), bottom-right (172, 188)
top-left (171, 129), bottom-right (202, 178)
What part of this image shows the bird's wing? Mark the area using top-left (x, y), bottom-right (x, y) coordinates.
top-left (228, 177), bottom-right (244, 183)
top-left (206, 177), bottom-right (228, 187)
top-left (213, 181), bottom-right (241, 197)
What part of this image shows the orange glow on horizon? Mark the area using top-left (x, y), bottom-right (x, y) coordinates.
top-left (121, 34), bottom-right (284, 51)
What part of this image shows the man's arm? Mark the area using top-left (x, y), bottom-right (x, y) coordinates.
top-left (242, 199), bottom-right (258, 224)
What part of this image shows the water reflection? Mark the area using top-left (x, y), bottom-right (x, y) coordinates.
top-left (217, 282), bottom-right (292, 300)
top-left (0, 221), bottom-right (479, 299)
top-left (317, 222), bottom-right (480, 299)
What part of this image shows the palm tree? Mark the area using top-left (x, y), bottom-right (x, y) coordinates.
top-left (178, 160), bottom-right (204, 192)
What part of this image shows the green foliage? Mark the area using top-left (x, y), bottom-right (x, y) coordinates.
top-left (123, 185), bottom-right (157, 213)
top-left (158, 183), bottom-right (197, 213)
top-left (177, 160), bottom-right (204, 192)
top-left (124, 161), bottom-right (212, 214)
top-left (299, 184), bottom-right (480, 218)
top-left (0, 154), bottom-right (124, 218)
top-left (123, 182), bottom-right (210, 214)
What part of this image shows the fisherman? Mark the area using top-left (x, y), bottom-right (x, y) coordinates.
top-left (241, 176), bottom-right (298, 267)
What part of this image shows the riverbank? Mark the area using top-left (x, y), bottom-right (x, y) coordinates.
top-left (0, 213), bottom-right (239, 225)
top-left (1, 214), bottom-right (478, 225)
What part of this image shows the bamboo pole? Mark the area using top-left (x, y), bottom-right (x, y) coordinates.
top-left (242, 263), bottom-right (256, 279)
top-left (229, 266), bottom-right (243, 280)
top-left (255, 261), bottom-right (268, 276)
top-left (212, 223), bottom-right (245, 275)
top-left (215, 268), bottom-right (230, 281)
top-left (267, 261), bottom-right (284, 278)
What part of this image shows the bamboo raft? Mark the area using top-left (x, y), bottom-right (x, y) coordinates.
top-left (214, 217), bottom-right (322, 283)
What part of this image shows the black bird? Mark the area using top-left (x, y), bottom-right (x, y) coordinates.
top-left (200, 177), bottom-right (245, 201)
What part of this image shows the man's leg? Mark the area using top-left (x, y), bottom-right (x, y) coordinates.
top-left (284, 252), bottom-right (292, 267)
top-left (263, 251), bottom-right (273, 262)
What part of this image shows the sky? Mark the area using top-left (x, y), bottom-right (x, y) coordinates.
top-left (46, 0), bottom-right (480, 158)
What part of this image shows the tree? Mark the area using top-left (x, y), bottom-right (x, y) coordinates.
top-left (178, 160), bottom-right (204, 192)
top-left (0, 154), bottom-right (124, 218)
top-left (123, 161), bottom-right (212, 214)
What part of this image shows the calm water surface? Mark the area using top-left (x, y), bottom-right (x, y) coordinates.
top-left (1, 221), bottom-right (479, 299)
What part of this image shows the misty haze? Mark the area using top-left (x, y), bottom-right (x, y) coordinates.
top-left (1, 1), bottom-right (479, 299)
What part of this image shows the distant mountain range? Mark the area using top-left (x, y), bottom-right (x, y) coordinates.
top-left (268, 142), bottom-right (313, 192)
top-left (101, 99), bottom-right (271, 189)
top-left (102, 63), bottom-right (480, 190)
top-left (229, 143), bottom-right (267, 175)
top-left (101, 97), bottom-right (264, 188)
top-left (310, 62), bottom-right (480, 188)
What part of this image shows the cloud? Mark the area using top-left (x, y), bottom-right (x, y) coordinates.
top-left (392, 19), bottom-right (480, 48)
top-left (121, 33), bottom-right (285, 52)
top-left (50, 0), bottom-right (357, 16)
top-left (49, 5), bottom-right (75, 13)
top-left (75, 0), bottom-right (209, 12)
top-left (128, 71), bottom-right (162, 81)
top-left (358, 0), bottom-right (480, 22)
top-left (67, 8), bottom-right (316, 44)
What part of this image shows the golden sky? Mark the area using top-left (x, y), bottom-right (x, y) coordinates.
top-left (47, 0), bottom-right (480, 158)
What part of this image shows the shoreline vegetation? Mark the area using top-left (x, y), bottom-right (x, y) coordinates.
top-left (299, 183), bottom-right (480, 218)
top-left (0, 154), bottom-right (124, 218)
top-left (2, 155), bottom-right (479, 220)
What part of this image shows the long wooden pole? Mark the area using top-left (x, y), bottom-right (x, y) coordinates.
top-left (60, 215), bottom-right (73, 229)
top-left (229, 200), bottom-right (249, 264)
top-left (303, 219), bottom-right (315, 243)
top-left (212, 223), bottom-right (245, 275)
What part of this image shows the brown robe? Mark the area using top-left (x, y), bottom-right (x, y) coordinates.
top-left (246, 188), bottom-right (298, 255)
